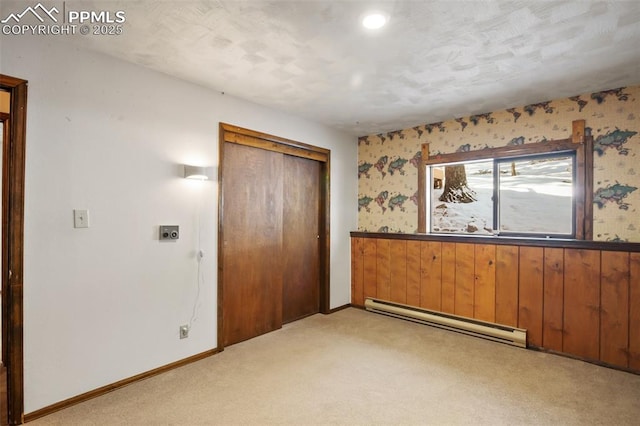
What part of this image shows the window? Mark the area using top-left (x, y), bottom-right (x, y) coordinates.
top-left (418, 127), bottom-right (593, 240)
top-left (427, 152), bottom-right (575, 237)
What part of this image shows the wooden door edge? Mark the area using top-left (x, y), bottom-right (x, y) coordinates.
top-left (0, 73), bottom-right (27, 425)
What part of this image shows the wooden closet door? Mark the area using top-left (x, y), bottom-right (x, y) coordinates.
top-left (282, 155), bottom-right (321, 323)
top-left (222, 143), bottom-right (284, 346)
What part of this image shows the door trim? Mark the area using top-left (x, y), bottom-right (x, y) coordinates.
top-left (217, 123), bottom-right (331, 350)
top-left (1, 74), bottom-right (27, 424)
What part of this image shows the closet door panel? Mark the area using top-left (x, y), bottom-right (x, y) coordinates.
top-left (283, 155), bottom-right (321, 323)
top-left (222, 143), bottom-right (284, 346)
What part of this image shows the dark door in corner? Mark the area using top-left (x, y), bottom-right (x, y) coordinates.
top-left (220, 124), bottom-right (327, 348)
top-left (282, 155), bottom-right (320, 323)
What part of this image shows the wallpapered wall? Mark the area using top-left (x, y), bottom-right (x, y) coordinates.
top-left (358, 85), bottom-right (640, 242)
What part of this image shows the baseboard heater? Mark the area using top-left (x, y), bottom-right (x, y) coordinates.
top-left (364, 298), bottom-right (527, 348)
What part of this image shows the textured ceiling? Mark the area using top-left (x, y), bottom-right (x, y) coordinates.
top-left (25, 1), bottom-right (640, 135)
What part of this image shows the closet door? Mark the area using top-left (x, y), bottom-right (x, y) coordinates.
top-left (282, 155), bottom-right (321, 323)
top-left (221, 143), bottom-right (284, 346)
top-left (219, 123), bottom-right (330, 348)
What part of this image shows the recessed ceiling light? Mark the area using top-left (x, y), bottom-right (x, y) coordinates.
top-left (362, 12), bottom-right (388, 29)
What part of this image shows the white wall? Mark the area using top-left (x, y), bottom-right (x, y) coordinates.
top-left (1, 36), bottom-right (357, 413)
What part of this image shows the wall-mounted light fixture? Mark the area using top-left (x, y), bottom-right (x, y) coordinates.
top-left (184, 165), bottom-right (211, 180)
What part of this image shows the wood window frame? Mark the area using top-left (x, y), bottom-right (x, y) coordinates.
top-left (418, 120), bottom-right (593, 240)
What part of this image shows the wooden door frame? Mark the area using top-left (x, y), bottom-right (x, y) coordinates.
top-left (217, 123), bottom-right (331, 350)
top-left (1, 74), bottom-right (27, 424)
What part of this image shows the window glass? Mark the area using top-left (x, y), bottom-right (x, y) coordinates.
top-left (498, 155), bottom-right (573, 235)
top-left (427, 153), bottom-right (575, 237)
top-left (430, 161), bottom-right (493, 234)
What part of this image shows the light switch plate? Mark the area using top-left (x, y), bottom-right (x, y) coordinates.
top-left (74, 209), bottom-right (89, 228)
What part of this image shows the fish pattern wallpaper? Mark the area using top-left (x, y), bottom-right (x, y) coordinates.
top-left (357, 85), bottom-right (640, 242)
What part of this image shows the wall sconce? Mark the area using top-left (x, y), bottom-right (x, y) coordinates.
top-left (184, 165), bottom-right (211, 180)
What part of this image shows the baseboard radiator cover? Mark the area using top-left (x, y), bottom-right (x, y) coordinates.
top-left (364, 298), bottom-right (527, 348)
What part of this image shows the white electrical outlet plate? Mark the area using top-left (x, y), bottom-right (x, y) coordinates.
top-left (73, 209), bottom-right (89, 228)
top-left (180, 325), bottom-right (189, 339)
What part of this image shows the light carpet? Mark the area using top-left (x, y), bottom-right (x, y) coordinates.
top-left (30, 307), bottom-right (640, 425)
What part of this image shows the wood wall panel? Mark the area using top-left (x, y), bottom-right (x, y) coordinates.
top-left (406, 241), bottom-right (422, 307)
top-left (518, 247), bottom-right (544, 347)
top-left (630, 253), bottom-right (640, 370)
top-left (362, 238), bottom-right (377, 301)
top-left (389, 240), bottom-right (407, 304)
top-left (441, 242), bottom-right (456, 314)
top-left (454, 243), bottom-right (475, 317)
top-left (376, 239), bottom-right (391, 301)
top-left (564, 249), bottom-right (601, 361)
top-left (351, 237), bottom-right (364, 307)
top-left (474, 244), bottom-right (496, 322)
top-left (420, 241), bottom-right (442, 311)
top-left (495, 245), bottom-right (519, 327)
top-left (599, 251), bottom-right (629, 367)
top-left (350, 235), bottom-right (640, 373)
top-left (543, 248), bottom-right (564, 352)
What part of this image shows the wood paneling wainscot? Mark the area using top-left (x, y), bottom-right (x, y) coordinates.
top-left (351, 232), bottom-right (640, 374)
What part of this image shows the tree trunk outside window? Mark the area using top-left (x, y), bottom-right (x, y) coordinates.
top-left (439, 165), bottom-right (476, 203)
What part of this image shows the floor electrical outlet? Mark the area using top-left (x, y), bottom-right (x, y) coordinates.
top-left (180, 325), bottom-right (189, 339)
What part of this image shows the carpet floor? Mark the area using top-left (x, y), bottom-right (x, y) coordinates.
top-left (31, 307), bottom-right (640, 425)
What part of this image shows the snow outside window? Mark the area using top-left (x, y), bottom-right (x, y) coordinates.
top-left (427, 152), bottom-right (575, 238)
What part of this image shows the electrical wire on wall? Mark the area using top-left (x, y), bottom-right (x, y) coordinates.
top-left (188, 181), bottom-right (206, 333)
